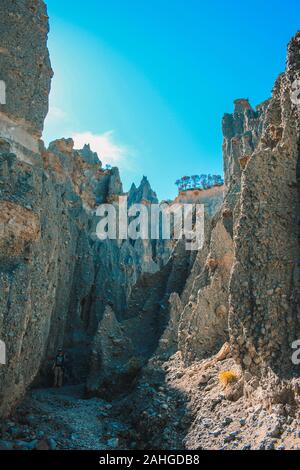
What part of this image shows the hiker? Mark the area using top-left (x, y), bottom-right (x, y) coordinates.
top-left (52, 348), bottom-right (66, 388)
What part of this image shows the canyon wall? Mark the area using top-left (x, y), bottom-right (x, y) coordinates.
top-left (125, 35), bottom-right (300, 449)
top-left (175, 35), bottom-right (300, 377)
top-left (0, 130), bottom-right (123, 414)
top-left (174, 99), bottom-right (264, 364)
top-left (0, 0), bottom-right (299, 425)
top-left (0, 0), bottom-right (174, 415)
top-left (0, 0), bottom-right (54, 416)
top-left (0, 0), bottom-right (52, 141)
top-left (229, 33), bottom-right (300, 377)
top-left (0, 0), bottom-right (206, 412)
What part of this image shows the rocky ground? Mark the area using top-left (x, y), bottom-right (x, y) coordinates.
top-left (0, 385), bottom-right (132, 450)
top-left (163, 348), bottom-right (300, 450)
top-left (2, 343), bottom-right (300, 451)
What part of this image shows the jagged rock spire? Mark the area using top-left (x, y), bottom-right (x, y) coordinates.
top-left (128, 175), bottom-right (158, 205)
top-left (78, 144), bottom-right (101, 166)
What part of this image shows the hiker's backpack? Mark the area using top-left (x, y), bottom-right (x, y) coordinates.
top-left (55, 354), bottom-right (65, 367)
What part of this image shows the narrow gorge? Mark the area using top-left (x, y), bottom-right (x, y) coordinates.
top-left (0, 0), bottom-right (299, 451)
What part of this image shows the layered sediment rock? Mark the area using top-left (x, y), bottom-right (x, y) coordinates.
top-left (174, 185), bottom-right (224, 217)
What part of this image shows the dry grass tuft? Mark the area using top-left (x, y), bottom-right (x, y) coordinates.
top-left (219, 370), bottom-right (238, 387)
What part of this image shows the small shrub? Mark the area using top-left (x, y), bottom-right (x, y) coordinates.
top-left (219, 370), bottom-right (238, 387)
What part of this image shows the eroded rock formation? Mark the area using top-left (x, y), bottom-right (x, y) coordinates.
top-left (0, 1), bottom-right (202, 412)
top-left (0, 0), bottom-right (300, 451)
top-left (0, 0), bottom-right (52, 139)
top-left (229, 33), bottom-right (300, 377)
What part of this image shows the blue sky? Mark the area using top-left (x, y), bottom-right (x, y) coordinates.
top-left (44, 0), bottom-right (300, 200)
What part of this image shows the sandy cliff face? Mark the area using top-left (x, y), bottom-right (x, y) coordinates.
top-left (174, 185), bottom-right (224, 217)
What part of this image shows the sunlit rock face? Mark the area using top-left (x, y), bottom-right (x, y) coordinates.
top-left (174, 185), bottom-right (224, 217)
top-left (175, 35), bottom-right (300, 370)
top-left (229, 32), bottom-right (300, 376)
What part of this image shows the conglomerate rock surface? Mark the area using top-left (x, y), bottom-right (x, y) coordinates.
top-left (0, 0), bottom-right (53, 138)
top-left (229, 32), bottom-right (300, 378)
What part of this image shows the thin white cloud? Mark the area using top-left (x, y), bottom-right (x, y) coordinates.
top-left (72, 130), bottom-right (133, 168)
top-left (47, 106), bottom-right (68, 121)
